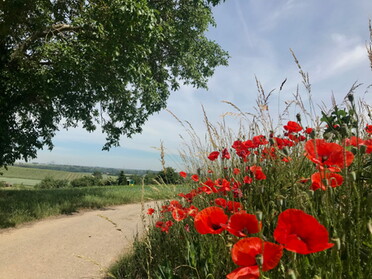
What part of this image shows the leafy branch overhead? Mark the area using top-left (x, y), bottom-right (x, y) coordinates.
top-left (0, 0), bottom-right (228, 166)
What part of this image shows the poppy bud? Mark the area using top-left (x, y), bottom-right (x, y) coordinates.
top-left (350, 146), bottom-right (358, 155)
top-left (359, 144), bottom-right (367, 154)
top-left (368, 220), bottom-right (372, 235)
top-left (296, 113), bottom-right (301, 123)
top-left (347, 93), bottom-right (354, 103)
top-left (255, 254), bottom-right (263, 268)
top-left (332, 238), bottom-right (341, 250)
top-left (282, 147), bottom-right (289, 156)
top-left (350, 171), bottom-right (357, 181)
top-left (255, 210), bottom-right (263, 222)
top-left (287, 269), bottom-right (297, 279)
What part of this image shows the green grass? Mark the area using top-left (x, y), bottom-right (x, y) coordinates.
top-left (0, 184), bottom-right (191, 229)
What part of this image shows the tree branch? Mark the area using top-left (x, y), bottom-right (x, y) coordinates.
top-left (10, 24), bottom-right (83, 61)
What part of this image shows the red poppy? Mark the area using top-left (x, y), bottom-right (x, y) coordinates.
top-left (227, 237), bottom-right (283, 279)
top-left (305, 127), bottom-right (313, 134)
top-left (147, 208), bottom-right (155, 215)
top-left (274, 209), bottom-right (334, 254)
top-left (365, 139), bottom-right (372, 153)
top-left (226, 211), bottom-right (261, 237)
top-left (191, 174), bottom-right (199, 182)
top-left (186, 205), bottom-right (199, 218)
top-left (226, 266), bottom-right (259, 279)
top-left (305, 139), bottom-right (354, 170)
top-left (214, 197), bottom-right (227, 208)
top-left (179, 171), bottom-right (187, 178)
top-left (227, 201), bottom-right (243, 213)
top-left (365, 124), bottom-right (372, 134)
top-left (172, 207), bottom-right (187, 221)
top-left (344, 136), bottom-right (365, 147)
top-left (233, 168), bottom-right (241, 175)
top-left (284, 121), bottom-right (303, 133)
top-left (249, 166), bottom-right (266, 180)
top-left (311, 171), bottom-right (343, 191)
top-left (208, 151), bottom-right (220, 161)
top-left (252, 135), bottom-right (268, 146)
top-left (222, 148), bottom-right (231, 159)
top-left (194, 206), bottom-right (228, 234)
top-left (243, 176), bottom-right (253, 184)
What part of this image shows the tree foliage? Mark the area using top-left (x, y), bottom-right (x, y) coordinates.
top-left (157, 167), bottom-right (180, 184)
top-left (0, 0), bottom-right (228, 167)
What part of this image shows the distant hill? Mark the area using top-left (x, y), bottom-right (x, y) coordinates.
top-left (13, 162), bottom-right (158, 176)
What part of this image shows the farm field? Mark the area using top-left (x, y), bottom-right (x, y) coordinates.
top-left (0, 166), bottom-right (90, 186)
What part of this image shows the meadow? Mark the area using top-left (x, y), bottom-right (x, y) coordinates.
top-left (0, 184), bottom-right (190, 229)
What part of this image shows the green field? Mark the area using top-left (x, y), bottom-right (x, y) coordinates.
top-left (0, 166), bottom-right (92, 186)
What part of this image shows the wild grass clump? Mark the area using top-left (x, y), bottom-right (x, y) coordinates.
top-left (108, 52), bottom-right (371, 279)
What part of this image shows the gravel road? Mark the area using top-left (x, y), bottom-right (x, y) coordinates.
top-left (0, 201), bottom-right (160, 279)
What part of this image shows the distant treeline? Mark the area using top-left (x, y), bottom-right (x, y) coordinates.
top-left (15, 163), bottom-right (158, 176)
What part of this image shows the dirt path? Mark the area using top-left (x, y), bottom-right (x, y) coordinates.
top-left (0, 201), bottom-right (161, 279)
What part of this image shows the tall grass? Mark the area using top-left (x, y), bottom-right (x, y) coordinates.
top-left (0, 184), bottom-right (191, 228)
top-left (108, 52), bottom-right (372, 278)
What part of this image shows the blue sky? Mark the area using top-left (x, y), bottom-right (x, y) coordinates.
top-left (31, 0), bottom-right (372, 171)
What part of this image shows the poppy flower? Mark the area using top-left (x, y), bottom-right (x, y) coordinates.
top-left (208, 151), bottom-right (220, 161)
top-left (147, 208), bottom-right (155, 215)
top-left (227, 201), bottom-right (243, 213)
top-left (249, 166), bottom-right (266, 180)
top-left (274, 209), bottom-right (334, 254)
top-left (186, 205), bottom-right (199, 218)
top-left (284, 121), bottom-right (303, 133)
top-left (305, 127), bottom-right (313, 134)
top-left (305, 139), bottom-right (354, 170)
top-left (172, 207), bottom-right (187, 221)
top-left (226, 211), bottom-right (261, 237)
top-left (252, 135), bottom-right (269, 146)
top-left (311, 171), bottom-right (343, 191)
top-left (344, 136), bottom-right (365, 147)
top-left (194, 206), bottom-right (228, 234)
top-left (243, 176), bottom-right (253, 184)
top-left (191, 174), bottom-right (199, 182)
top-left (227, 237), bottom-right (283, 279)
top-left (214, 197), bottom-right (227, 208)
top-left (179, 171), bottom-right (187, 178)
top-left (233, 168), bottom-right (241, 175)
top-left (365, 124), bottom-right (372, 134)
top-left (365, 139), bottom-right (372, 153)
top-left (222, 148), bottom-right (231, 159)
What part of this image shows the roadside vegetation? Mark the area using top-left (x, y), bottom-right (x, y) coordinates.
top-left (0, 184), bottom-right (191, 229)
top-left (107, 55), bottom-right (372, 278)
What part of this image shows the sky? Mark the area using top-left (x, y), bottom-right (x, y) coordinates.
top-left (30, 0), bottom-right (372, 171)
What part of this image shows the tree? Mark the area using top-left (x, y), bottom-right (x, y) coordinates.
top-left (0, 0), bottom-right (228, 167)
top-left (157, 167), bottom-right (179, 184)
top-left (117, 171), bottom-right (127, 185)
top-left (92, 171), bottom-right (103, 179)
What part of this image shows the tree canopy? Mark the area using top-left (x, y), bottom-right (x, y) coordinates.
top-left (0, 0), bottom-right (228, 167)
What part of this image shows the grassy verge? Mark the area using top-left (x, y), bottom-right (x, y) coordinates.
top-left (0, 184), bottom-right (190, 229)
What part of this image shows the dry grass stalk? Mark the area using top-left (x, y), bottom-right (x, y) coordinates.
top-left (367, 19), bottom-right (372, 71)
